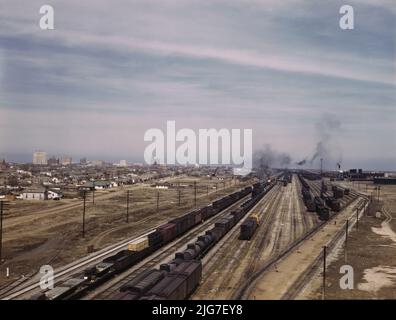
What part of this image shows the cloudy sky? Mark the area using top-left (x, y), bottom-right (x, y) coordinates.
top-left (0, 0), bottom-right (395, 170)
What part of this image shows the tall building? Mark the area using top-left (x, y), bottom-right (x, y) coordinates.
top-left (61, 156), bottom-right (73, 165)
top-left (119, 160), bottom-right (128, 167)
top-left (33, 151), bottom-right (47, 165)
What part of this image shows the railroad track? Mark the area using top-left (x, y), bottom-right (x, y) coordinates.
top-left (232, 184), bottom-right (363, 300)
top-left (216, 185), bottom-right (282, 291)
top-left (2, 184), bottom-right (253, 300)
top-left (1, 229), bottom-right (156, 300)
top-left (281, 198), bottom-right (368, 300)
top-left (194, 176), bottom-right (319, 299)
top-left (192, 184), bottom-right (281, 299)
top-left (83, 194), bottom-right (253, 300)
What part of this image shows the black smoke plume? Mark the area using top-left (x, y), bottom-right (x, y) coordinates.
top-left (310, 114), bottom-right (342, 167)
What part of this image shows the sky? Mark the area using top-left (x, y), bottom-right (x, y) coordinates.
top-left (0, 0), bottom-right (395, 170)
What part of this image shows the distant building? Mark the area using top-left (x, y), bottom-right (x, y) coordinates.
top-left (80, 158), bottom-right (87, 165)
top-left (374, 177), bottom-right (396, 185)
top-left (18, 188), bottom-right (63, 200)
top-left (61, 156), bottom-right (72, 165)
top-left (79, 181), bottom-right (111, 190)
top-left (48, 156), bottom-right (59, 166)
top-left (119, 160), bottom-right (128, 167)
top-left (0, 159), bottom-right (9, 170)
top-left (33, 151), bottom-right (47, 165)
top-left (92, 160), bottom-right (104, 166)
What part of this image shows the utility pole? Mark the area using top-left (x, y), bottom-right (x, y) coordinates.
top-left (356, 208), bottom-right (359, 230)
top-left (322, 245), bottom-right (327, 300)
top-left (82, 191), bottom-right (86, 238)
top-left (126, 190), bottom-right (130, 223)
top-left (0, 201), bottom-right (8, 262)
top-left (92, 182), bottom-right (95, 205)
top-left (194, 181), bottom-right (197, 206)
top-left (377, 186), bottom-right (381, 202)
top-left (207, 185), bottom-right (209, 196)
top-left (178, 186), bottom-right (181, 206)
top-left (157, 191), bottom-right (160, 212)
top-left (345, 219), bottom-right (349, 263)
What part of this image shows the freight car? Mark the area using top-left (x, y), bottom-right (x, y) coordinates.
top-left (240, 217), bottom-right (258, 240)
top-left (142, 260), bottom-right (202, 300)
top-left (332, 186), bottom-right (344, 199)
top-left (321, 180), bottom-right (328, 193)
top-left (302, 188), bottom-right (313, 202)
top-left (317, 206), bottom-right (330, 221)
top-left (297, 174), bottom-right (310, 190)
top-left (324, 197), bottom-right (341, 212)
top-left (120, 269), bottom-right (166, 295)
top-left (305, 199), bottom-right (316, 212)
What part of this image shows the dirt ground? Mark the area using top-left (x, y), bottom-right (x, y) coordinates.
top-left (305, 182), bottom-right (396, 299)
top-left (0, 175), bottom-right (250, 287)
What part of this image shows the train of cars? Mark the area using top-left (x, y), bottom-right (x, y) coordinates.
top-left (298, 174), bottom-right (352, 221)
top-left (297, 174), bottom-right (350, 221)
top-left (108, 181), bottom-right (274, 300)
top-left (36, 180), bottom-right (274, 300)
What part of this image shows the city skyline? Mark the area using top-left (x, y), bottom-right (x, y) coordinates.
top-left (0, 0), bottom-right (395, 170)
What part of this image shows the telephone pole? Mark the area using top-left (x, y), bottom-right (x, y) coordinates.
top-left (157, 191), bottom-right (160, 211)
top-left (126, 190), bottom-right (130, 223)
top-left (82, 191), bottom-right (87, 238)
top-left (322, 246), bottom-right (327, 300)
top-left (0, 201), bottom-right (8, 262)
top-left (194, 181), bottom-right (197, 206)
top-left (92, 182), bottom-right (95, 205)
top-left (345, 219), bottom-right (349, 263)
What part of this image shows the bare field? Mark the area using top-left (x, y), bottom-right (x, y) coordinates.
top-left (0, 175), bottom-right (250, 287)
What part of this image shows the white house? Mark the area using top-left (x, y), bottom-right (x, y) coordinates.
top-left (18, 188), bottom-right (63, 200)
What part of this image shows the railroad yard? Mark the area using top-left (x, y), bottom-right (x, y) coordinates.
top-left (0, 174), bottom-right (247, 289)
top-left (0, 171), bottom-right (394, 300)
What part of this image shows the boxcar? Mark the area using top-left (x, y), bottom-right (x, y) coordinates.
top-left (120, 269), bottom-right (165, 295)
top-left (145, 274), bottom-right (187, 300)
top-left (157, 223), bottom-right (177, 243)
